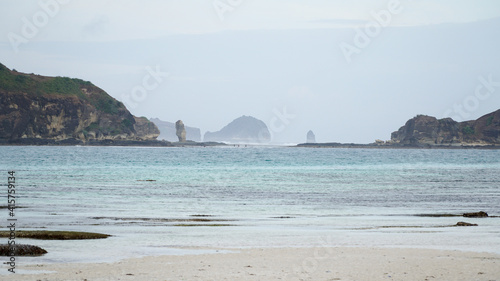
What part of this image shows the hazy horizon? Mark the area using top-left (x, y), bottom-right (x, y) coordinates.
top-left (1, 0), bottom-right (500, 143)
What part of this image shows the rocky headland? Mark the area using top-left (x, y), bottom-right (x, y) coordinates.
top-left (390, 110), bottom-right (500, 146)
top-left (0, 63), bottom-right (161, 145)
top-left (298, 109), bottom-right (500, 149)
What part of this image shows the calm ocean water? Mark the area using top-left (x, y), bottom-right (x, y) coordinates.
top-left (1, 146), bottom-right (500, 266)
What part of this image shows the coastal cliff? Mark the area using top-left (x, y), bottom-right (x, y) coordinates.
top-left (391, 110), bottom-right (500, 146)
top-left (0, 63), bottom-right (160, 143)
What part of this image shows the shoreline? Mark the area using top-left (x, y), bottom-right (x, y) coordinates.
top-left (0, 139), bottom-right (226, 147)
top-left (296, 142), bottom-right (500, 149)
top-left (5, 246), bottom-right (500, 280)
top-left (1, 138), bottom-right (500, 149)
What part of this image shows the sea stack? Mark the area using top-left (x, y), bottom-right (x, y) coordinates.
top-left (150, 118), bottom-right (202, 142)
top-left (175, 120), bottom-right (186, 142)
top-left (306, 130), bottom-right (316, 143)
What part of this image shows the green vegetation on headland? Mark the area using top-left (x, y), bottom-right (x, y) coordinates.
top-left (0, 63), bottom-right (122, 115)
top-left (0, 230), bottom-right (110, 240)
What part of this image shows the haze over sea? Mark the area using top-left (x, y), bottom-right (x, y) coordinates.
top-left (1, 146), bottom-right (500, 266)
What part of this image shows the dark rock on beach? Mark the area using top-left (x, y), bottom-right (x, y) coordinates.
top-left (0, 244), bottom-right (47, 256)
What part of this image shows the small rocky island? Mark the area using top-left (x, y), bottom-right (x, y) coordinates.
top-left (204, 115), bottom-right (271, 143)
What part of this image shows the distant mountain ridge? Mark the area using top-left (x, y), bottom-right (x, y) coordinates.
top-left (0, 63), bottom-right (159, 143)
top-left (150, 118), bottom-right (201, 142)
top-left (204, 115), bottom-right (271, 143)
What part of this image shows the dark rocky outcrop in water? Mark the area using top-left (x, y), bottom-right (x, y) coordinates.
top-left (0, 63), bottom-right (159, 143)
top-left (463, 211), bottom-right (488, 218)
top-left (391, 110), bottom-right (500, 146)
top-left (149, 118), bottom-right (201, 142)
top-left (0, 230), bottom-right (110, 240)
top-left (455, 222), bottom-right (478, 227)
top-left (175, 120), bottom-right (186, 142)
top-left (0, 244), bottom-right (47, 256)
top-left (306, 130), bottom-right (316, 143)
top-left (204, 115), bottom-right (271, 143)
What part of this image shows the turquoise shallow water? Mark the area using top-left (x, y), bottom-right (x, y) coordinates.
top-left (1, 146), bottom-right (500, 265)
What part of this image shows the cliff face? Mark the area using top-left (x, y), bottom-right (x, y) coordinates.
top-left (391, 110), bottom-right (500, 146)
top-left (204, 115), bottom-right (271, 143)
top-left (133, 116), bottom-right (161, 141)
top-left (0, 63), bottom-right (159, 142)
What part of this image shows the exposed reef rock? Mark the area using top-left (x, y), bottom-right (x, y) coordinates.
top-left (391, 110), bottom-right (500, 146)
top-left (0, 244), bottom-right (47, 256)
top-left (306, 130), bottom-right (316, 143)
top-left (0, 230), bottom-right (110, 240)
top-left (0, 63), bottom-right (159, 143)
top-left (455, 222), bottom-right (478, 227)
top-left (204, 115), bottom-right (271, 143)
top-left (463, 211), bottom-right (488, 218)
top-left (150, 118), bottom-right (201, 142)
top-left (175, 120), bottom-right (186, 142)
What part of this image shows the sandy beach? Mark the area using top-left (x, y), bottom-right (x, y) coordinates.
top-left (5, 247), bottom-right (500, 281)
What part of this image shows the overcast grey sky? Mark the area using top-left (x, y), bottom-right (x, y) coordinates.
top-left (1, 0), bottom-right (500, 143)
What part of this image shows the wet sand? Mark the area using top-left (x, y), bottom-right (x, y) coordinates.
top-left (5, 247), bottom-right (500, 281)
